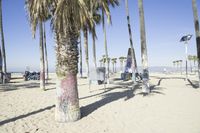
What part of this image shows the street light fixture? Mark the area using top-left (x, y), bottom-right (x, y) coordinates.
top-left (180, 34), bottom-right (192, 81)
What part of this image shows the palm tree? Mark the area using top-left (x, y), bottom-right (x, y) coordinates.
top-left (79, 34), bottom-right (83, 78)
top-left (82, 0), bottom-right (101, 77)
top-left (138, 0), bottom-right (149, 93)
top-left (0, 0), bottom-right (7, 84)
top-left (176, 61), bottom-right (178, 71)
top-left (92, 28), bottom-right (97, 69)
top-left (192, 0), bottom-right (200, 87)
top-left (83, 27), bottom-right (89, 78)
top-left (193, 55), bottom-right (198, 73)
top-left (107, 57), bottom-right (111, 71)
top-left (188, 55), bottom-right (193, 73)
top-left (99, 59), bottom-right (103, 67)
top-left (114, 58), bottom-right (117, 72)
top-left (119, 57), bottom-right (123, 71)
top-left (102, 10), bottom-right (110, 82)
top-left (43, 23), bottom-right (49, 83)
top-left (51, 0), bottom-right (91, 122)
top-left (179, 60), bottom-right (183, 74)
top-left (0, 45), bottom-right (2, 83)
top-left (176, 61), bottom-right (179, 71)
top-left (100, 0), bottom-right (119, 83)
top-left (119, 56), bottom-right (126, 72)
top-left (111, 58), bottom-right (117, 73)
top-left (173, 61), bottom-right (176, 71)
top-left (51, 0), bottom-right (114, 122)
top-left (124, 0), bottom-right (138, 82)
top-left (102, 55), bottom-right (107, 67)
top-left (90, 2), bottom-right (101, 69)
top-left (25, 0), bottom-right (50, 90)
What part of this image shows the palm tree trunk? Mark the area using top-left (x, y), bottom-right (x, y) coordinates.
top-left (181, 62), bottom-right (182, 75)
top-left (102, 10), bottom-right (110, 83)
top-left (122, 61), bottom-right (124, 72)
top-left (112, 63), bottom-right (114, 73)
top-left (138, 0), bottom-right (150, 93)
top-left (0, 0), bottom-right (6, 84)
top-left (120, 61), bottom-right (123, 71)
top-left (83, 27), bottom-right (89, 78)
top-left (125, 0), bottom-right (138, 83)
top-left (0, 46), bottom-right (2, 83)
top-left (39, 21), bottom-right (45, 90)
top-left (92, 30), bottom-right (97, 69)
top-left (43, 23), bottom-right (49, 83)
top-left (192, 0), bottom-right (200, 88)
top-left (115, 62), bottom-right (117, 73)
top-left (55, 26), bottom-right (80, 122)
top-left (194, 60), bottom-right (196, 74)
top-left (79, 34), bottom-right (83, 78)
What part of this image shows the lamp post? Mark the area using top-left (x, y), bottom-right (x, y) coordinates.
top-left (180, 35), bottom-right (192, 81)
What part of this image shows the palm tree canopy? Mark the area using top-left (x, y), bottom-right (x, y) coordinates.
top-left (25, 0), bottom-right (51, 38)
top-left (193, 55), bottom-right (198, 61)
top-left (82, 0), bottom-right (119, 39)
top-left (52, 0), bottom-right (90, 36)
top-left (98, 0), bottom-right (119, 24)
top-left (111, 58), bottom-right (117, 63)
top-left (188, 55), bottom-right (193, 61)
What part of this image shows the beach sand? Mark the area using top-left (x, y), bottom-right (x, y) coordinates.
top-left (0, 72), bottom-right (200, 133)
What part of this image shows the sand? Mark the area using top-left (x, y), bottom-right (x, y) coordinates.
top-left (0, 72), bottom-right (200, 133)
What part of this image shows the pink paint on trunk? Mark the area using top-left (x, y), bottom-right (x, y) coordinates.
top-left (60, 73), bottom-right (78, 105)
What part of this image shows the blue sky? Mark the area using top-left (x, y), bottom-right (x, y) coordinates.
top-left (2, 0), bottom-right (200, 72)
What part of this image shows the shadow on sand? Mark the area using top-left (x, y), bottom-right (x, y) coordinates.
top-left (0, 82), bottom-right (56, 92)
top-left (81, 89), bottom-right (135, 117)
top-left (187, 79), bottom-right (199, 89)
top-left (0, 77), bottom-right (165, 124)
top-left (81, 79), bottom-right (165, 117)
top-left (0, 105), bottom-right (55, 126)
top-left (153, 76), bottom-right (199, 89)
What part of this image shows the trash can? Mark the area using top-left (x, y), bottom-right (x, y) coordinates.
top-left (89, 67), bottom-right (106, 85)
top-left (121, 72), bottom-right (132, 81)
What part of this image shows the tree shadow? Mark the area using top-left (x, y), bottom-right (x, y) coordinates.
top-left (187, 79), bottom-right (199, 89)
top-left (151, 76), bottom-right (185, 80)
top-left (81, 89), bottom-right (134, 118)
top-left (136, 84), bottom-right (165, 97)
top-left (0, 88), bottom-right (18, 92)
top-left (157, 78), bottom-right (163, 86)
top-left (114, 81), bottom-right (134, 86)
top-left (151, 76), bottom-right (185, 86)
top-left (8, 81), bottom-right (21, 84)
top-left (0, 105), bottom-right (55, 126)
top-left (78, 83), bottom-right (88, 86)
top-left (150, 85), bottom-right (165, 95)
top-left (112, 78), bottom-right (122, 81)
top-left (0, 82), bottom-right (56, 92)
top-left (80, 79), bottom-right (135, 100)
top-left (45, 87), bottom-right (56, 91)
top-left (44, 82), bottom-right (56, 85)
top-left (153, 76), bottom-right (199, 89)
top-left (78, 77), bottom-right (88, 79)
top-left (11, 77), bottom-right (23, 80)
top-left (0, 83), bottom-right (39, 92)
top-left (79, 85), bottom-right (124, 100)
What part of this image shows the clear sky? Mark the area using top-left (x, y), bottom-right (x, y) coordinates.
top-left (2, 0), bottom-right (200, 72)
